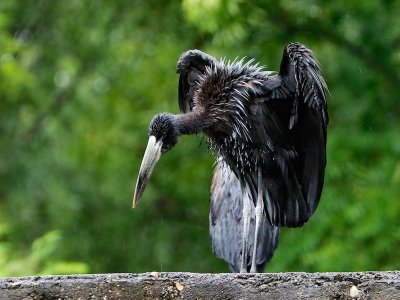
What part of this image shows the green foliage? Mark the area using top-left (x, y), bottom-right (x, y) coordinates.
top-left (0, 0), bottom-right (399, 275)
top-left (0, 226), bottom-right (88, 276)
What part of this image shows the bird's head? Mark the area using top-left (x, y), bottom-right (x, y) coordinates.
top-left (132, 113), bottom-right (179, 208)
top-left (148, 113), bottom-right (179, 153)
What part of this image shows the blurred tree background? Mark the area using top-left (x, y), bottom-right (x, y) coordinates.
top-left (0, 0), bottom-right (399, 276)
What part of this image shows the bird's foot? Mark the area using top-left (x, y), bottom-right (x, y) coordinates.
top-left (249, 265), bottom-right (257, 273)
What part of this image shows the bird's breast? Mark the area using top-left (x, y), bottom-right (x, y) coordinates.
top-left (208, 133), bottom-right (273, 177)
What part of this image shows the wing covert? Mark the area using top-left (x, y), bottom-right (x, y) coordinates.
top-left (246, 43), bottom-right (328, 227)
top-left (176, 50), bottom-right (216, 113)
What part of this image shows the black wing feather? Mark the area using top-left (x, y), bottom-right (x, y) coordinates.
top-left (249, 42), bottom-right (328, 227)
top-left (176, 50), bottom-right (216, 113)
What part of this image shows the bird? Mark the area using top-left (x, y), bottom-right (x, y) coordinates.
top-left (132, 42), bottom-right (328, 273)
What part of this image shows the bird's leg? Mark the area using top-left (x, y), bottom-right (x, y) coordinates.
top-left (250, 167), bottom-right (264, 273)
top-left (240, 188), bottom-right (251, 273)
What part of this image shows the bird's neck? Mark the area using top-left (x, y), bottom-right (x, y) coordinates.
top-left (174, 109), bottom-right (213, 135)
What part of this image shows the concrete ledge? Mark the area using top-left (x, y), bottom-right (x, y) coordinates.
top-left (0, 271), bottom-right (399, 299)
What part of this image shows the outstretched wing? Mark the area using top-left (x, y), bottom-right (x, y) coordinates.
top-left (245, 42), bottom-right (328, 227)
top-left (210, 159), bottom-right (279, 273)
top-left (273, 42), bottom-right (328, 131)
top-left (176, 50), bottom-right (216, 113)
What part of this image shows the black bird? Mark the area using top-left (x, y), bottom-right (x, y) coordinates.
top-left (133, 43), bottom-right (328, 273)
